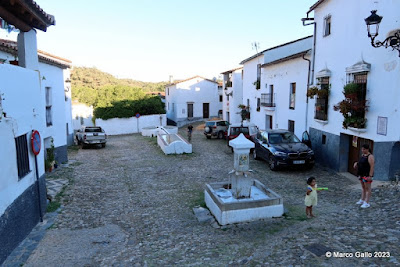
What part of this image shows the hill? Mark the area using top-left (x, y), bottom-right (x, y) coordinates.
top-left (71, 67), bottom-right (168, 93)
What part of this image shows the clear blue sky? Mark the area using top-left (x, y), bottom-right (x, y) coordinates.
top-left (32, 0), bottom-right (317, 82)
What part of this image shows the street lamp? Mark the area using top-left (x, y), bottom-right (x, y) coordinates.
top-left (365, 10), bottom-right (400, 56)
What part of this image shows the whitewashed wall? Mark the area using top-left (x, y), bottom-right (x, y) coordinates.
top-left (259, 56), bottom-right (310, 138)
top-left (39, 62), bottom-right (71, 149)
top-left (0, 64), bottom-right (45, 215)
top-left (308, 0), bottom-right (400, 142)
top-left (223, 69), bottom-right (243, 124)
top-left (72, 103), bottom-right (94, 130)
top-left (242, 55), bottom-right (264, 127)
top-left (165, 77), bottom-right (221, 122)
top-left (95, 114), bottom-right (167, 135)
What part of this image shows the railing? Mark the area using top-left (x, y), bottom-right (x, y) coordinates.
top-left (261, 93), bottom-right (276, 107)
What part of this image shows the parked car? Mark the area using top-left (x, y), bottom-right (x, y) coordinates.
top-left (253, 129), bottom-right (315, 171)
top-left (76, 126), bottom-right (107, 148)
top-left (204, 120), bottom-right (230, 139)
top-left (227, 123), bottom-right (259, 151)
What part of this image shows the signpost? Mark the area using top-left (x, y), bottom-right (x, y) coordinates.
top-left (136, 113), bottom-right (141, 133)
top-left (31, 130), bottom-right (43, 222)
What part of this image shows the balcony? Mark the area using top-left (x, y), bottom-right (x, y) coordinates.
top-left (261, 93), bottom-right (276, 110)
top-left (225, 81), bottom-right (232, 88)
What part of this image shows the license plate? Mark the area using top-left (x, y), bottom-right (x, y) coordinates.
top-left (293, 160), bottom-right (305, 164)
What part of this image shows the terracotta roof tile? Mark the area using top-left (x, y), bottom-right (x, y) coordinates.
top-left (0, 38), bottom-right (71, 68)
top-left (166, 75), bottom-right (218, 87)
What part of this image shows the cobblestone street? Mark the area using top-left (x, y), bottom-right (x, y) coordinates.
top-left (20, 124), bottom-right (400, 266)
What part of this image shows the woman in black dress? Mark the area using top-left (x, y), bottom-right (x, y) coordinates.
top-left (353, 144), bottom-right (375, 208)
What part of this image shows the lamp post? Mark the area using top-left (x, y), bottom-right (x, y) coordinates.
top-left (365, 10), bottom-right (400, 56)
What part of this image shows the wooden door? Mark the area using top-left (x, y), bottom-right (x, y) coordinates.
top-left (187, 103), bottom-right (193, 118)
top-left (348, 136), bottom-right (374, 175)
top-left (203, 103), bottom-right (209, 118)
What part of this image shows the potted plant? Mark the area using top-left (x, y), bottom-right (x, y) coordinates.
top-left (343, 83), bottom-right (361, 99)
top-left (238, 104), bottom-right (246, 109)
top-left (45, 138), bottom-right (56, 172)
top-left (307, 86), bottom-right (319, 99)
top-left (253, 80), bottom-right (261, 90)
top-left (315, 105), bottom-right (322, 111)
top-left (317, 88), bottom-right (329, 98)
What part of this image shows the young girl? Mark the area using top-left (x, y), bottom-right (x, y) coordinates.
top-left (305, 177), bottom-right (318, 218)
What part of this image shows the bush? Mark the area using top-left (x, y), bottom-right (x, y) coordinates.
top-left (94, 96), bottom-right (165, 120)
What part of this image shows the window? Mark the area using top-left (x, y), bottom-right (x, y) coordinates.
top-left (172, 103), bottom-right (175, 112)
top-left (257, 98), bottom-right (260, 111)
top-left (167, 88), bottom-right (169, 95)
top-left (80, 117), bottom-right (84, 125)
top-left (353, 72), bottom-right (368, 119)
top-left (256, 64), bottom-right (261, 89)
top-left (315, 77), bottom-right (330, 121)
top-left (322, 134), bottom-right (327, 145)
top-left (45, 87), bottom-right (52, 126)
top-left (219, 95), bottom-right (223, 102)
top-left (288, 120), bottom-right (295, 133)
top-left (289, 83), bottom-right (296, 110)
top-left (168, 102), bottom-right (169, 110)
top-left (15, 134), bottom-right (30, 179)
top-left (324, 15), bottom-right (331, 37)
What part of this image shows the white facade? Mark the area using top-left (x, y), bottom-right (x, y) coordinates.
top-left (165, 76), bottom-right (221, 126)
top-left (240, 37), bottom-right (312, 139)
top-left (305, 0), bottom-right (400, 179)
top-left (71, 102), bottom-right (95, 130)
top-left (222, 67), bottom-right (243, 124)
top-left (259, 55), bottom-right (311, 138)
top-left (0, 63), bottom-right (45, 216)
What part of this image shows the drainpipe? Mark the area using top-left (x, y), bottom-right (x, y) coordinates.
top-left (302, 53), bottom-right (311, 132)
top-left (301, 14), bottom-right (317, 133)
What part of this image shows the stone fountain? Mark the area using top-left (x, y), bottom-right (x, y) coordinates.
top-left (204, 133), bottom-right (283, 225)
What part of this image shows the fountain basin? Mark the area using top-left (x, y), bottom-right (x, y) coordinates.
top-left (205, 180), bottom-right (283, 225)
top-left (157, 133), bottom-right (192, 154)
top-left (141, 126), bottom-right (160, 137)
top-left (160, 126), bottom-right (178, 134)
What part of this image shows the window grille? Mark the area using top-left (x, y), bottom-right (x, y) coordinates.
top-left (15, 134), bottom-right (30, 179)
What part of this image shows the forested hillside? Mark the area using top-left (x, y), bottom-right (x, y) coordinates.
top-left (71, 67), bottom-right (166, 119)
top-left (71, 67), bottom-right (168, 92)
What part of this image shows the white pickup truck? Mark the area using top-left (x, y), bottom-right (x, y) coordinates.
top-left (76, 126), bottom-right (107, 148)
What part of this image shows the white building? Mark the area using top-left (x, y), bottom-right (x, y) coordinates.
top-left (0, 1), bottom-right (59, 264)
top-left (303, 0), bottom-right (400, 180)
top-left (71, 101), bottom-right (95, 130)
top-left (221, 67), bottom-right (243, 124)
top-left (239, 36), bottom-right (313, 139)
top-left (0, 39), bottom-right (73, 163)
top-left (165, 76), bottom-right (221, 127)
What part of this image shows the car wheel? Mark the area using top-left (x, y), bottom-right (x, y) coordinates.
top-left (218, 131), bottom-right (224, 139)
top-left (206, 136), bottom-right (211, 139)
top-left (82, 143), bottom-right (87, 149)
top-left (205, 126), bottom-right (211, 133)
top-left (253, 149), bottom-right (259, 160)
top-left (101, 143), bottom-right (106, 148)
top-left (268, 155), bottom-right (277, 171)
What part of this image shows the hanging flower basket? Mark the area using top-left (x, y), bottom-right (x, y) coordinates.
top-left (317, 88), bottom-right (329, 98)
top-left (307, 86), bottom-right (319, 99)
top-left (343, 83), bottom-right (361, 99)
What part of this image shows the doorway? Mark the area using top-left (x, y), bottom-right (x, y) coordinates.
top-left (348, 136), bottom-right (374, 176)
top-left (187, 103), bottom-right (193, 118)
top-left (203, 103), bottom-right (209, 118)
top-left (265, 115), bottom-right (272, 130)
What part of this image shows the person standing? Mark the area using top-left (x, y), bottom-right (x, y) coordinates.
top-left (187, 124), bottom-right (193, 143)
top-left (353, 144), bottom-right (375, 208)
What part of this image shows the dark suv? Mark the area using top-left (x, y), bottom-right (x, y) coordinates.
top-left (253, 129), bottom-right (314, 170)
top-left (204, 120), bottom-right (230, 139)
